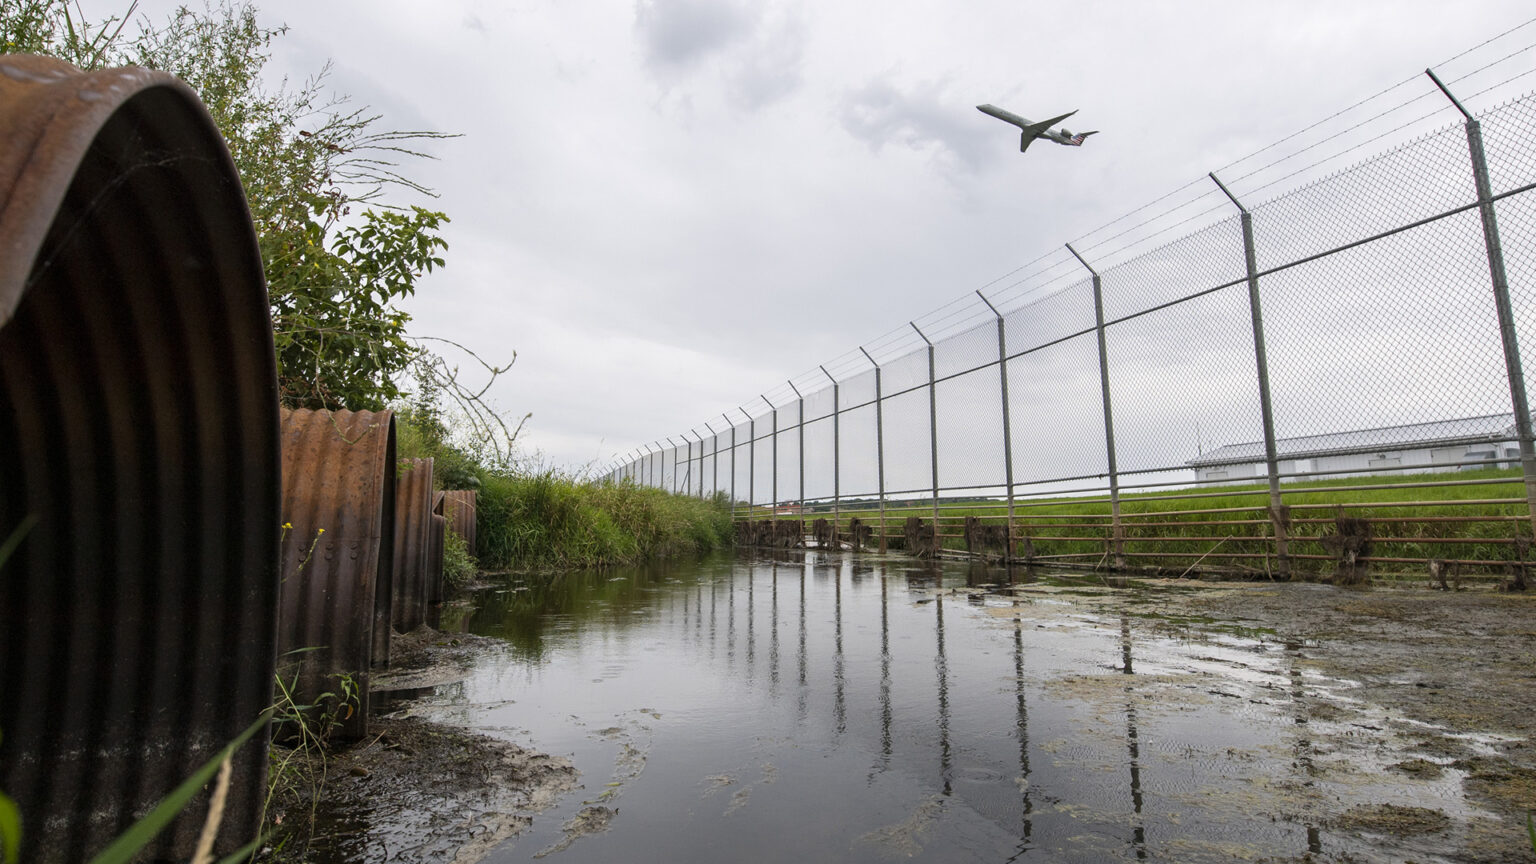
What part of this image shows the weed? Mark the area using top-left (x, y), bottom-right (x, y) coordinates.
top-left (442, 523), bottom-right (477, 590)
top-left (261, 662), bottom-right (361, 859)
top-left (476, 472), bottom-right (732, 569)
top-left (0, 730), bottom-right (16, 864)
top-left (0, 517), bottom-right (35, 864)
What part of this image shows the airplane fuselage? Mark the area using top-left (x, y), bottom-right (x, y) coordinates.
top-left (976, 104), bottom-right (1097, 152)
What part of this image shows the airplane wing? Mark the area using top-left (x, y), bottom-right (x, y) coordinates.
top-left (1017, 111), bottom-right (1078, 152)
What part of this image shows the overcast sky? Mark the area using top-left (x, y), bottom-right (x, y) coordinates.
top-left (89, 0), bottom-right (1536, 473)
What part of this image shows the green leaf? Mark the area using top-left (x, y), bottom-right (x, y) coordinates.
top-left (86, 710), bottom-right (272, 864)
top-left (0, 515), bottom-right (38, 571)
top-left (0, 787), bottom-right (21, 864)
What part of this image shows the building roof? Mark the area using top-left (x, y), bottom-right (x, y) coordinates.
top-left (1187, 413), bottom-right (1517, 467)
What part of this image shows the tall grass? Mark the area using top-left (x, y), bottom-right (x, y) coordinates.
top-left (477, 473), bottom-right (732, 570)
top-left (391, 399), bottom-right (732, 571)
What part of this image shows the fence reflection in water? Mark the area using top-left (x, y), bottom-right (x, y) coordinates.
top-left (395, 553), bottom-right (1459, 862)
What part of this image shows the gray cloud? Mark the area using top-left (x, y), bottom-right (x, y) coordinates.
top-left (635, 0), bottom-right (806, 111)
top-left (726, 8), bottom-right (805, 110)
top-left (839, 79), bottom-right (991, 172)
top-left (635, 0), bottom-right (754, 72)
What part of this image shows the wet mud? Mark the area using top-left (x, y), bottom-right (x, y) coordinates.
top-left (262, 626), bottom-right (577, 863)
top-left (990, 576), bottom-right (1536, 863)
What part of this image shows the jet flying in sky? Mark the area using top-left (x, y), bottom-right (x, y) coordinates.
top-left (976, 104), bottom-right (1098, 152)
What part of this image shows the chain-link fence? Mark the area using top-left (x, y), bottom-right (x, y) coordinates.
top-left (609, 78), bottom-right (1536, 577)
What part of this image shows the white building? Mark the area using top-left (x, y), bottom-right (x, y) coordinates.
top-left (1187, 414), bottom-right (1520, 482)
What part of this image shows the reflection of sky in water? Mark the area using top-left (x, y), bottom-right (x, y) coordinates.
top-left (395, 552), bottom-right (1489, 863)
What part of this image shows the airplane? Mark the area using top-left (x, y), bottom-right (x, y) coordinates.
top-left (976, 104), bottom-right (1098, 153)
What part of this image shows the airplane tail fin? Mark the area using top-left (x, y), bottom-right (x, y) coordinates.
top-left (1068, 130), bottom-right (1099, 146)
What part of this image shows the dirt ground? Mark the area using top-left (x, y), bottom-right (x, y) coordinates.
top-left (261, 626), bottom-right (578, 864)
top-left (1041, 575), bottom-right (1536, 863)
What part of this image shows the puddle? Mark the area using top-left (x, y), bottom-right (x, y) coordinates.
top-left (292, 553), bottom-right (1536, 863)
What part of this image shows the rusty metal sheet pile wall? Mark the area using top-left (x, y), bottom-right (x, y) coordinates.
top-left (429, 513), bottom-right (448, 606)
top-left (393, 457), bottom-right (435, 632)
top-left (0, 56), bottom-right (280, 862)
top-left (277, 407), bottom-right (396, 736)
top-left (440, 489), bottom-right (478, 557)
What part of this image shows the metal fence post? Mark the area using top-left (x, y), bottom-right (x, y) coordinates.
top-left (724, 413), bottom-right (737, 519)
top-left (820, 365), bottom-right (841, 529)
top-left (667, 436), bottom-right (680, 494)
top-left (763, 394), bottom-right (778, 513)
top-left (742, 407), bottom-right (756, 519)
top-left (860, 346), bottom-right (887, 552)
top-left (788, 381), bottom-right (805, 513)
top-left (691, 431), bottom-right (704, 498)
top-left (1210, 172), bottom-right (1290, 578)
top-left (706, 422), bottom-right (719, 502)
top-left (976, 290), bottom-right (1017, 559)
top-left (1428, 69), bottom-right (1536, 540)
top-left (912, 322), bottom-right (941, 531)
top-left (1066, 243), bottom-right (1124, 567)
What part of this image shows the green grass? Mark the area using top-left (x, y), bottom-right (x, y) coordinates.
top-left (749, 468), bottom-right (1534, 577)
top-left (477, 473), bottom-right (733, 570)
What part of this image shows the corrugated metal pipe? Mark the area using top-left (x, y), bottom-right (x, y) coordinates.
top-left (0, 56), bottom-right (280, 862)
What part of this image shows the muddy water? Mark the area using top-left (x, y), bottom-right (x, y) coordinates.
top-left (383, 551), bottom-right (1519, 863)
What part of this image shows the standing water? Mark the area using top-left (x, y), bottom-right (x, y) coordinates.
top-left (376, 549), bottom-right (1508, 863)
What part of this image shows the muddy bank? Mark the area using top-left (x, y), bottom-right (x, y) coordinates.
top-left (262, 626), bottom-right (577, 863)
top-left (1000, 576), bottom-right (1536, 862)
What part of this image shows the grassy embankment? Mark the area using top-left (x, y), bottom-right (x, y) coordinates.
top-left (476, 474), bottom-right (733, 569)
top-left (396, 411), bottom-right (732, 573)
top-left (774, 468), bottom-right (1532, 576)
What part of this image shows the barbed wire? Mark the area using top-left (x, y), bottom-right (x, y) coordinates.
top-left (616, 20), bottom-right (1536, 469)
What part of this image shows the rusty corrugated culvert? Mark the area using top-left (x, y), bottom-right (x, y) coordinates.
top-left (277, 407), bottom-right (397, 740)
top-left (393, 457), bottom-right (435, 632)
top-left (0, 56), bottom-right (280, 862)
top-left (439, 489), bottom-right (478, 557)
top-left (429, 513), bottom-right (448, 608)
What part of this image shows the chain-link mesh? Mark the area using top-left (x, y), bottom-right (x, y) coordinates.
top-left (1100, 216), bottom-right (1247, 322)
top-left (802, 414), bottom-right (836, 502)
top-left (1105, 284), bottom-right (1263, 475)
top-left (1501, 189), bottom-right (1536, 414)
top-left (1479, 95), bottom-right (1536, 198)
top-left (731, 421), bottom-right (751, 505)
top-left (881, 347), bottom-right (934, 398)
top-left (1008, 334), bottom-right (1109, 485)
top-left (1261, 209), bottom-right (1509, 451)
top-left (1252, 120), bottom-right (1475, 272)
top-left (1004, 279), bottom-right (1097, 355)
top-left (936, 367), bottom-right (1006, 489)
top-left (609, 93), bottom-right (1536, 516)
top-left (840, 403), bottom-right (880, 499)
top-left (882, 388), bottom-right (935, 496)
top-left (841, 368), bottom-right (879, 411)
